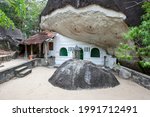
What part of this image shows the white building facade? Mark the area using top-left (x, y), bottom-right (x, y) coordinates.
top-left (48, 33), bottom-right (116, 68)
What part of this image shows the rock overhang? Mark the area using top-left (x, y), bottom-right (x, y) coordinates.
top-left (40, 0), bottom-right (144, 54)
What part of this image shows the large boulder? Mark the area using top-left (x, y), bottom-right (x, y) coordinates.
top-left (0, 27), bottom-right (23, 50)
top-left (40, 0), bottom-right (145, 54)
top-left (49, 59), bottom-right (120, 90)
top-left (119, 68), bottom-right (131, 79)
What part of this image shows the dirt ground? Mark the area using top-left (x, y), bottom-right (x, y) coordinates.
top-left (0, 66), bottom-right (150, 100)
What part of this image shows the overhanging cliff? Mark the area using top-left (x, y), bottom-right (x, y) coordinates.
top-left (40, 0), bottom-right (145, 54)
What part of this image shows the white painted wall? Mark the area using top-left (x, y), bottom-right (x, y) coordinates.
top-left (48, 33), bottom-right (116, 68)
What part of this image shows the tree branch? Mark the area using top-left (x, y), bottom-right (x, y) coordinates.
top-left (124, 0), bottom-right (150, 9)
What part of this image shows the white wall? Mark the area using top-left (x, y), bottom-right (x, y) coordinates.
top-left (50, 33), bottom-right (116, 68)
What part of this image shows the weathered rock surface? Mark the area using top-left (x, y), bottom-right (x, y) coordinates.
top-left (0, 27), bottom-right (23, 50)
top-left (49, 59), bottom-right (120, 90)
top-left (41, 0), bottom-right (144, 26)
top-left (40, 0), bottom-right (144, 54)
top-left (119, 68), bottom-right (131, 79)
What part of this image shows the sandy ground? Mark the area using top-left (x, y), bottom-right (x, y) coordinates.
top-left (0, 58), bottom-right (28, 71)
top-left (0, 66), bottom-right (150, 100)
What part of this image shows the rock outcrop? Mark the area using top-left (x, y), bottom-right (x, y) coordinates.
top-left (49, 59), bottom-right (120, 90)
top-left (40, 0), bottom-right (145, 54)
top-left (0, 27), bottom-right (23, 50)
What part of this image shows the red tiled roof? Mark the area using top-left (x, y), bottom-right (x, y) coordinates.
top-left (21, 31), bottom-right (56, 45)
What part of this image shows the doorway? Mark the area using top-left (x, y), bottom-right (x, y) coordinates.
top-left (74, 46), bottom-right (83, 60)
top-left (80, 48), bottom-right (83, 60)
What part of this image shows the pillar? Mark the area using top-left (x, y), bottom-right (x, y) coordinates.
top-left (31, 44), bottom-right (33, 56)
top-left (24, 44), bottom-right (28, 59)
top-left (104, 56), bottom-right (107, 67)
top-left (39, 43), bottom-right (41, 57)
top-left (44, 42), bottom-right (48, 64)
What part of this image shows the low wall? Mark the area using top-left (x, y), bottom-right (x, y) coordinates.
top-left (0, 52), bottom-right (17, 63)
top-left (0, 58), bottom-right (41, 84)
top-left (41, 57), bottom-right (55, 66)
top-left (113, 66), bottom-right (150, 90)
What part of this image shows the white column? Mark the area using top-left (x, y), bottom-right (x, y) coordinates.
top-left (44, 42), bottom-right (48, 63)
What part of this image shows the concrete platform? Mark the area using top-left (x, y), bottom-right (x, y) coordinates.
top-left (0, 59), bottom-right (28, 72)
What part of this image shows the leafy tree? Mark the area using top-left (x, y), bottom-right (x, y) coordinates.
top-left (23, 0), bottom-right (47, 36)
top-left (5, 0), bottom-right (26, 19)
top-left (0, 0), bottom-right (47, 37)
top-left (116, 2), bottom-right (150, 68)
top-left (0, 9), bottom-right (15, 29)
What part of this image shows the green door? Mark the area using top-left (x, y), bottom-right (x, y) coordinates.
top-left (80, 48), bottom-right (83, 60)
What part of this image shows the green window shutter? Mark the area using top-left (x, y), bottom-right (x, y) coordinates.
top-left (91, 48), bottom-right (100, 57)
top-left (60, 48), bottom-right (68, 56)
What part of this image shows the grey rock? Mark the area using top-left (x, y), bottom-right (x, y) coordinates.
top-left (132, 74), bottom-right (150, 90)
top-left (119, 68), bottom-right (131, 79)
top-left (41, 0), bottom-right (144, 26)
top-left (49, 59), bottom-right (120, 90)
top-left (0, 27), bottom-right (23, 50)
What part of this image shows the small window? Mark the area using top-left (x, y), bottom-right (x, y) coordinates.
top-left (49, 42), bottom-right (53, 50)
top-left (91, 48), bottom-right (100, 57)
top-left (60, 47), bottom-right (68, 56)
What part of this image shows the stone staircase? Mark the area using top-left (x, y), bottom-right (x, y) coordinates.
top-left (15, 66), bottom-right (32, 78)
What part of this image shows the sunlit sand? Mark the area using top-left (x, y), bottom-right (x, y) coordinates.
top-left (0, 66), bottom-right (150, 100)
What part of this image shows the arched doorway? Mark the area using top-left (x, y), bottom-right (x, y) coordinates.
top-left (74, 46), bottom-right (83, 60)
top-left (91, 48), bottom-right (100, 57)
top-left (59, 47), bottom-right (68, 56)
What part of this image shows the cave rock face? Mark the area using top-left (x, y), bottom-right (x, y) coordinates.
top-left (40, 0), bottom-right (143, 53)
top-left (0, 27), bottom-right (23, 50)
top-left (49, 59), bottom-right (120, 90)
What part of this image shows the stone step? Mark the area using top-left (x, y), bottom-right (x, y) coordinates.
top-left (17, 69), bottom-right (32, 78)
top-left (15, 66), bottom-right (28, 73)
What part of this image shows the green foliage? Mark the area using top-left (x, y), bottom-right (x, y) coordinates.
top-left (139, 59), bottom-right (150, 68)
top-left (0, 1), bottom-right (22, 29)
top-left (117, 2), bottom-right (150, 68)
top-left (0, 0), bottom-right (47, 37)
top-left (5, 0), bottom-right (26, 19)
top-left (23, 0), bottom-right (47, 37)
top-left (0, 0), bottom-right (26, 29)
top-left (116, 43), bottom-right (134, 60)
top-left (0, 9), bottom-right (15, 29)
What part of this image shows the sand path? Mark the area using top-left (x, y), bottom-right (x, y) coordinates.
top-left (0, 67), bottom-right (150, 100)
